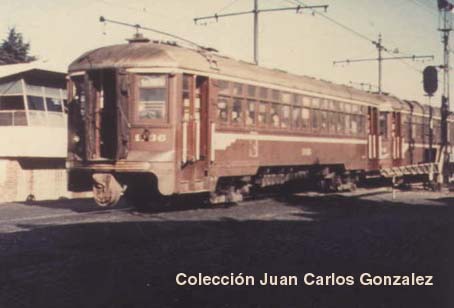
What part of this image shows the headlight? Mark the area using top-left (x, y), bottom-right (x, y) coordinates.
top-left (72, 135), bottom-right (80, 143)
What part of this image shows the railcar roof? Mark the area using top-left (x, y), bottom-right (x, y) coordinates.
top-left (69, 41), bottom-right (386, 105)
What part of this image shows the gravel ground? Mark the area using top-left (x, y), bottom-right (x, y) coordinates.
top-left (0, 188), bottom-right (452, 307)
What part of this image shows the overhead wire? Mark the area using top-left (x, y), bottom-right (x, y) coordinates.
top-left (284, 0), bottom-right (426, 73)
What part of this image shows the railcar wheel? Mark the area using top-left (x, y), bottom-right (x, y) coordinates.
top-left (92, 173), bottom-right (123, 207)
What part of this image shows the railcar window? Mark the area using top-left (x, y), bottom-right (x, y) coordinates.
top-left (293, 106), bottom-right (302, 129)
top-left (231, 98), bottom-right (243, 125)
top-left (247, 85), bottom-right (256, 97)
top-left (302, 96), bottom-right (311, 107)
top-left (282, 105), bottom-right (290, 128)
top-left (345, 114), bottom-right (351, 134)
top-left (233, 83), bottom-right (243, 96)
top-left (258, 102), bottom-right (267, 125)
top-left (294, 94), bottom-right (301, 105)
top-left (358, 115), bottom-right (365, 135)
top-left (217, 80), bottom-right (230, 95)
top-left (338, 113), bottom-right (345, 133)
top-left (379, 112), bottom-right (388, 137)
top-left (351, 115), bottom-right (358, 135)
top-left (137, 75), bottom-right (167, 121)
top-left (281, 92), bottom-right (292, 104)
top-left (183, 75), bottom-right (190, 91)
top-left (321, 111), bottom-right (328, 131)
top-left (312, 97), bottom-right (320, 109)
top-left (246, 100), bottom-right (256, 126)
top-left (302, 107), bottom-right (310, 128)
top-left (270, 103), bottom-right (281, 128)
top-left (312, 110), bottom-right (319, 130)
top-left (344, 103), bottom-right (352, 113)
top-left (217, 96), bottom-right (228, 123)
top-left (259, 87), bottom-right (268, 99)
top-left (271, 90), bottom-right (280, 102)
top-left (328, 112), bottom-right (336, 133)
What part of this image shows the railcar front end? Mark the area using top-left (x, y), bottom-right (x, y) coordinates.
top-left (67, 67), bottom-right (181, 206)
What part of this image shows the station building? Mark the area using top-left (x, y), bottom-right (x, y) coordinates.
top-left (0, 62), bottom-right (85, 202)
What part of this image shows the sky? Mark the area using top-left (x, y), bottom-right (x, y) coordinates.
top-left (0, 0), bottom-right (449, 104)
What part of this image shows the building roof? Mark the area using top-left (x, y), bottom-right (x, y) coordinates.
top-left (0, 61), bottom-right (66, 79)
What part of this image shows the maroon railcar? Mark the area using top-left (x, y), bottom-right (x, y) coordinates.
top-left (66, 39), bottom-right (454, 206)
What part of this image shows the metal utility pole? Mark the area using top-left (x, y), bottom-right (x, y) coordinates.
top-left (334, 34), bottom-right (434, 94)
top-left (194, 1), bottom-right (328, 65)
top-left (437, 1), bottom-right (453, 183)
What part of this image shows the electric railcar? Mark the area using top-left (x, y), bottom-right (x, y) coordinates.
top-left (66, 37), bottom-right (454, 207)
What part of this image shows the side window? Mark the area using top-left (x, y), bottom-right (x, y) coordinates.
top-left (246, 100), bottom-right (256, 126)
top-left (217, 96), bottom-right (229, 123)
top-left (302, 107), bottom-right (310, 129)
top-left (270, 103), bottom-right (281, 128)
top-left (258, 102), bottom-right (267, 126)
top-left (379, 112), bottom-right (388, 138)
top-left (321, 111), bottom-right (328, 132)
top-left (137, 75), bottom-right (167, 121)
top-left (282, 105), bottom-right (290, 128)
top-left (293, 106), bottom-right (302, 129)
top-left (312, 109), bottom-right (319, 130)
top-left (352, 115), bottom-right (359, 135)
top-left (231, 98), bottom-right (243, 125)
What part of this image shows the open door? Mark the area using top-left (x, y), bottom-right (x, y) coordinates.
top-left (179, 74), bottom-right (209, 192)
top-left (368, 107), bottom-right (379, 168)
top-left (392, 111), bottom-right (403, 164)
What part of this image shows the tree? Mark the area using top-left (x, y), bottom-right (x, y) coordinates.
top-left (0, 27), bottom-right (36, 65)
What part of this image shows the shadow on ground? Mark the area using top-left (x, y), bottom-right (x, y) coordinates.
top-left (0, 193), bottom-right (452, 308)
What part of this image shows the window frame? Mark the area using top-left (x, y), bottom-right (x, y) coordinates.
top-left (133, 74), bottom-right (169, 125)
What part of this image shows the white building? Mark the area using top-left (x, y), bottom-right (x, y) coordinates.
top-left (0, 62), bottom-right (85, 202)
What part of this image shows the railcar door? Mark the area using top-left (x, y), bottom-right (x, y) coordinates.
top-left (367, 107), bottom-right (379, 169)
top-left (179, 74), bottom-right (209, 192)
top-left (392, 111), bottom-right (403, 165)
top-left (378, 111), bottom-right (394, 168)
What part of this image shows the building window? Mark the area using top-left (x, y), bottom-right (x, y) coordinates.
top-left (46, 97), bottom-right (63, 112)
top-left (27, 96), bottom-right (45, 111)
